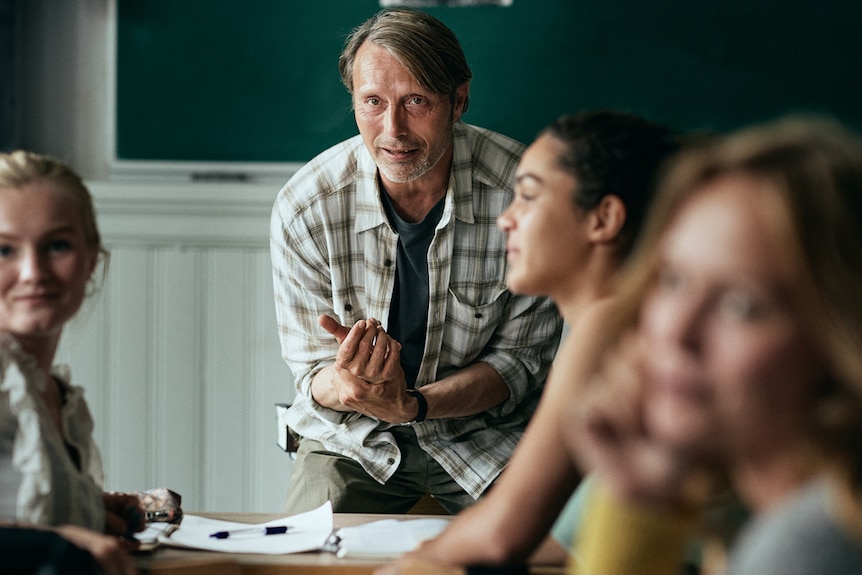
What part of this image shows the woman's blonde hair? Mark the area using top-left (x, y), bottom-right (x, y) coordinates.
top-left (613, 116), bottom-right (862, 488)
top-left (0, 151), bottom-right (109, 290)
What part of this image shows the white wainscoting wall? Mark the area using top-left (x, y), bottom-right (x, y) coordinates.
top-left (54, 182), bottom-right (296, 512)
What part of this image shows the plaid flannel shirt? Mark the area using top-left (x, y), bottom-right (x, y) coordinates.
top-left (270, 122), bottom-right (562, 498)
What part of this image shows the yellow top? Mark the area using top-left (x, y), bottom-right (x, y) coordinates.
top-left (569, 483), bottom-right (696, 575)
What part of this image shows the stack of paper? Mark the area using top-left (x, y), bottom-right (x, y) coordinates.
top-left (154, 501), bottom-right (450, 559)
top-left (158, 501), bottom-right (333, 554)
top-left (334, 517), bottom-right (451, 559)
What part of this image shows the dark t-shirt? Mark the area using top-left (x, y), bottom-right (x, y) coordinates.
top-left (381, 191), bottom-right (446, 388)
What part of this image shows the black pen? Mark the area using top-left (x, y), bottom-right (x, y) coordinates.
top-left (209, 525), bottom-right (291, 539)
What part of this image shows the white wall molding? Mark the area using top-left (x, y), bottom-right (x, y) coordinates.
top-left (88, 181), bottom-right (283, 249)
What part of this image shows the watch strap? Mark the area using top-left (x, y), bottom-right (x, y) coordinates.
top-left (401, 389), bottom-right (428, 425)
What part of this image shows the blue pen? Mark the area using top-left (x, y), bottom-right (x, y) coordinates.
top-left (209, 525), bottom-right (291, 539)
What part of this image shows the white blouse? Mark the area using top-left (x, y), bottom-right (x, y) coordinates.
top-left (0, 335), bottom-right (105, 530)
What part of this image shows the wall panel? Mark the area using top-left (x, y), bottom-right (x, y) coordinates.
top-left (56, 183), bottom-right (296, 512)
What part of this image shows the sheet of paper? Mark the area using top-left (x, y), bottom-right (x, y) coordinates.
top-left (335, 517), bottom-right (451, 559)
top-left (159, 501), bottom-right (333, 554)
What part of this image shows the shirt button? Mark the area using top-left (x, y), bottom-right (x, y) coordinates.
top-left (344, 303), bottom-right (352, 312)
top-left (387, 458), bottom-right (396, 465)
top-left (384, 259), bottom-right (393, 267)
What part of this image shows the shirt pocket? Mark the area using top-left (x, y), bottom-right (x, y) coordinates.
top-left (441, 284), bottom-right (509, 365)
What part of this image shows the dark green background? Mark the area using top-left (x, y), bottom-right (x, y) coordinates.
top-left (116, 0), bottom-right (862, 163)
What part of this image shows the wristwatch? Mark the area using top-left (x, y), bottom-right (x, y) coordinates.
top-left (400, 389), bottom-right (428, 426)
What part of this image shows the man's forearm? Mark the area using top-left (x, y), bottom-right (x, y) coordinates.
top-left (311, 360), bottom-right (510, 421)
top-left (419, 362), bottom-right (510, 419)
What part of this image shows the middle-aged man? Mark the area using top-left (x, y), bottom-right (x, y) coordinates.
top-left (270, 8), bottom-right (563, 514)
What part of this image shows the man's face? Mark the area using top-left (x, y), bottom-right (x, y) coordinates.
top-left (351, 41), bottom-right (466, 184)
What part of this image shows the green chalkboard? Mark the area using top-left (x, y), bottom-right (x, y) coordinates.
top-left (116, 0), bottom-right (862, 164)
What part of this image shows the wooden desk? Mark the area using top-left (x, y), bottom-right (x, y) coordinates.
top-left (136, 512), bottom-right (565, 575)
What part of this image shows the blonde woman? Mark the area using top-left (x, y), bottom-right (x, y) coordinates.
top-left (0, 151), bottom-right (141, 575)
top-left (570, 117), bottom-right (862, 574)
